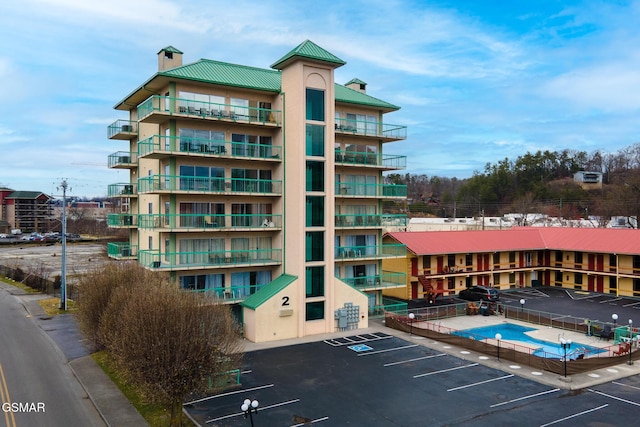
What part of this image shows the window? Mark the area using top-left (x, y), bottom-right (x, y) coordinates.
top-left (306, 266), bottom-right (324, 297)
top-left (609, 276), bottom-right (617, 289)
top-left (575, 252), bottom-right (583, 266)
top-left (493, 273), bottom-right (500, 285)
top-left (306, 301), bottom-right (324, 320)
top-left (306, 231), bottom-right (324, 261)
top-left (493, 252), bottom-right (500, 265)
top-left (306, 196), bottom-right (324, 227)
top-left (306, 124), bottom-right (325, 156)
top-left (634, 279), bottom-right (640, 293)
top-left (509, 252), bottom-right (516, 266)
top-left (574, 272), bottom-right (583, 284)
top-left (609, 254), bottom-right (617, 270)
top-left (306, 88), bottom-right (324, 121)
top-left (306, 161), bottom-right (324, 192)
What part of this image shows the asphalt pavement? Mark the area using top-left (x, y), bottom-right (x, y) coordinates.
top-left (1, 282), bottom-right (148, 427)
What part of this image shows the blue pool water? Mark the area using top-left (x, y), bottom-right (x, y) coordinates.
top-left (452, 323), bottom-right (605, 358)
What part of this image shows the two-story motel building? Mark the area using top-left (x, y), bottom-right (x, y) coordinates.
top-left (383, 228), bottom-right (640, 302)
top-left (106, 41), bottom-right (408, 342)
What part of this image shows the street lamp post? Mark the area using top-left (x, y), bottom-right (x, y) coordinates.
top-left (612, 313), bottom-right (618, 328)
top-left (629, 319), bottom-right (634, 366)
top-left (495, 333), bottom-right (502, 361)
top-left (409, 312), bottom-right (415, 336)
top-left (520, 299), bottom-right (525, 313)
top-left (560, 338), bottom-right (572, 378)
top-left (241, 398), bottom-right (259, 427)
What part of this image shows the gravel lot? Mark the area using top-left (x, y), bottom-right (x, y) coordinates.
top-left (0, 241), bottom-right (113, 283)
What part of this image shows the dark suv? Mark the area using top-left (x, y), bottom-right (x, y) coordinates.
top-left (459, 286), bottom-right (499, 302)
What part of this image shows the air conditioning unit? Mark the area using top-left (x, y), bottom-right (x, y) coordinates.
top-left (121, 124), bottom-right (133, 132)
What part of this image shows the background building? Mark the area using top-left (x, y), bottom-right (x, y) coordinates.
top-left (106, 41), bottom-right (408, 342)
top-left (0, 188), bottom-right (54, 233)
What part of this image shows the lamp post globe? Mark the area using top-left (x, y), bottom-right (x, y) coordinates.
top-left (408, 312), bottom-right (415, 336)
top-left (519, 299), bottom-right (525, 313)
top-left (241, 398), bottom-right (259, 426)
top-left (495, 333), bottom-right (502, 361)
top-left (612, 313), bottom-right (618, 327)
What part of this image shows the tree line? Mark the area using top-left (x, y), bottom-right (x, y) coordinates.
top-left (385, 143), bottom-right (640, 226)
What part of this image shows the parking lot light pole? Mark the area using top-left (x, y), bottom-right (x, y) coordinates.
top-left (629, 320), bottom-right (634, 366)
top-left (241, 398), bottom-right (259, 427)
top-left (495, 333), bottom-right (502, 361)
top-left (520, 299), bottom-right (525, 313)
top-left (560, 338), bottom-right (572, 378)
top-left (612, 313), bottom-right (618, 328)
top-left (409, 312), bottom-right (415, 336)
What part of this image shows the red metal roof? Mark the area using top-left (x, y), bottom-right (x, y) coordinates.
top-left (386, 227), bottom-right (640, 256)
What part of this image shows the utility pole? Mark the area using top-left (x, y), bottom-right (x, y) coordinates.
top-left (58, 179), bottom-right (70, 311)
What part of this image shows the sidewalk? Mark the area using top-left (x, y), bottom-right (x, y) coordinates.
top-left (7, 285), bottom-right (148, 427)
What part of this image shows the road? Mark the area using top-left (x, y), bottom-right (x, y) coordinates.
top-left (0, 286), bottom-right (105, 427)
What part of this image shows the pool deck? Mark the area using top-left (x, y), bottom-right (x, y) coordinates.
top-left (404, 313), bottom-right (640, 390)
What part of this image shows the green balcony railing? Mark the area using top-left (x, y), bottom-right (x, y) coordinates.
top-left (107, 151), bottom-right (137, 168)
top-left (335, 118), bottom-right (407, 140)
top-left (107, 119), bottom-right (138, 139)
top-left (107, 213), bottom-right (136, 227)
top-left (334, 150), bottom-right (406, 169)
top-left (335, 243), bottom-right (406, 260)
top-left (138, 135), bottom-right (281, 160)
top-left (137, 95), bottom-right (282, 126)
top-left (138, 175), bottom-right (282, 195)
top-left (107, 183), bottom-right (136, 197)
top-left (341, 271), bottom-right (406, 290)
top-left (335, 181), bottom-right (407, 198)
top-left (137, 213), bottom-right (281, 230)
top-left (187, 284), bottom-right (266, 302)
top-left (381, 214), bottom-right (408, 228)
top-left (107, 242), bottom-right (138, 259)
top-left (335, 213), bottom-right (407, 228)
top-left (138, 248), bottom-right (282, 270)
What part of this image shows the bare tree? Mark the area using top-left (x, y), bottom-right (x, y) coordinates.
top-left (77, 263), bottom-right (244, 426)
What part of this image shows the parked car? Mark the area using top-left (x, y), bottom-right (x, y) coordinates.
top-left (0, 234), bottom-right (7, 239)
top-left (459, 286), bottom-right (499, 302)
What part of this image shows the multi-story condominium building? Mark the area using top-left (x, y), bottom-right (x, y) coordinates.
top-left (383, 228), bottom-right (640, 302)
top-left (0, 188), bottom-right (54, 233)
top-left (106, 41), bottom-right (408, 342)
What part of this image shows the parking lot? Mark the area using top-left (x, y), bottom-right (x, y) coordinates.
top-left (184, 287), bottom-right (640, 426)
top-left (184, 329), bottom-right (640, 426)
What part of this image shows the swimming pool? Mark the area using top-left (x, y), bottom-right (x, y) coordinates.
top-left (452, 323), bottom-right (605, 358)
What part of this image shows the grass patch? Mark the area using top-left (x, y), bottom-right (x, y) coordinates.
top-left (91, 351), bottom-right (178, 427)
top-left (0, 276), bottom-right (40, 293)
top-left (39, 297), bottom-right (77, 315)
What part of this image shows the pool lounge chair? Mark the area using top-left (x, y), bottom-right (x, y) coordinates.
top-left (598, 325), bottom-right (612, 340)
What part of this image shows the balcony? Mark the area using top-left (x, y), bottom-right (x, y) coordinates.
top-left (107, 213), bottom-right (137, 228)
top-left (335, 213), bottom-right (406, 228)
top-left (335, 243), bottom-right (406, 261)
top-left (138, 248), bottom-right (282, 271)
top-left (107, 242), bottom-right (138, 259)
top-left (335, 118), bottom-right (407, 142)
top-left (137, 95), bottom-right (282, 126)
top-left (187, 284), bottom-right (266, 303)
top-left (138, 175), bottom-right (282, 196)
top-left (137, 135), bottom-right (281, 161)
top-left (335, 181), bottom-right (407, 199)
top-left (335, 150), bottom-right (406, 170)
top-left (341, 271), bottom-right (406, 291)
top-left (107, 119), bottom-right (138, 140)
top-left (107, 151), bottom-right (137, 169)
top-left (137, 213), bottom-right (281, 231)
top-left (107, 183), bottom-right (137, 198)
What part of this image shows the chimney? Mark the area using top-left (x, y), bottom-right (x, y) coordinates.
top-left (157, 46), bottom-right (183, 71)
top-left (345, 78), bottom-right (367, 93)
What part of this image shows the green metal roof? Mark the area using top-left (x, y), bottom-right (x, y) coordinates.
top-left (335, 84), bottom-right (399, 110)
top-left (271, 40), bottom-right (346, 70)
top-left (240, 273), bottom-right (298, 310)
top-left (158, 46), bottom-right (183, 54)
top-left (6, 191), bottom-right (51, 200)
top-left (346, 78), bottom-right (367, 86)
top-left (160, 59), bottom-right (282, 92)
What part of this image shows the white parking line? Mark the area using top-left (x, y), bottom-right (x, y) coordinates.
top-left (490, 388), bottom-right (560, 408)
top-left (384, 353), bottom-right (446, 367)
top-left (290, 416), bottom-right (329, 426)
top-left (623, 300), bottom-right (640, 308)
top-left (588, 389), bottom-right (640, 407)
top-left (612, 381), bottom-right (640, 391)
top-left (600, 297), bottom-right (623, 304)
top-left (539, 404), bottom-right (608, 427)
top-left (447, 374), bottom-right (514, 391)
top-left (184, 384), bottom-right (274, 405)
top-left (413, 363), bottom-right (478, 378)
top-left (357, 344), bottom-right (418, 356)
top-left (205, 399), bottom-right (301, 424)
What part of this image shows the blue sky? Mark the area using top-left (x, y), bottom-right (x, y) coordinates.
top-left (1, 0), bottom-right (640, 197)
